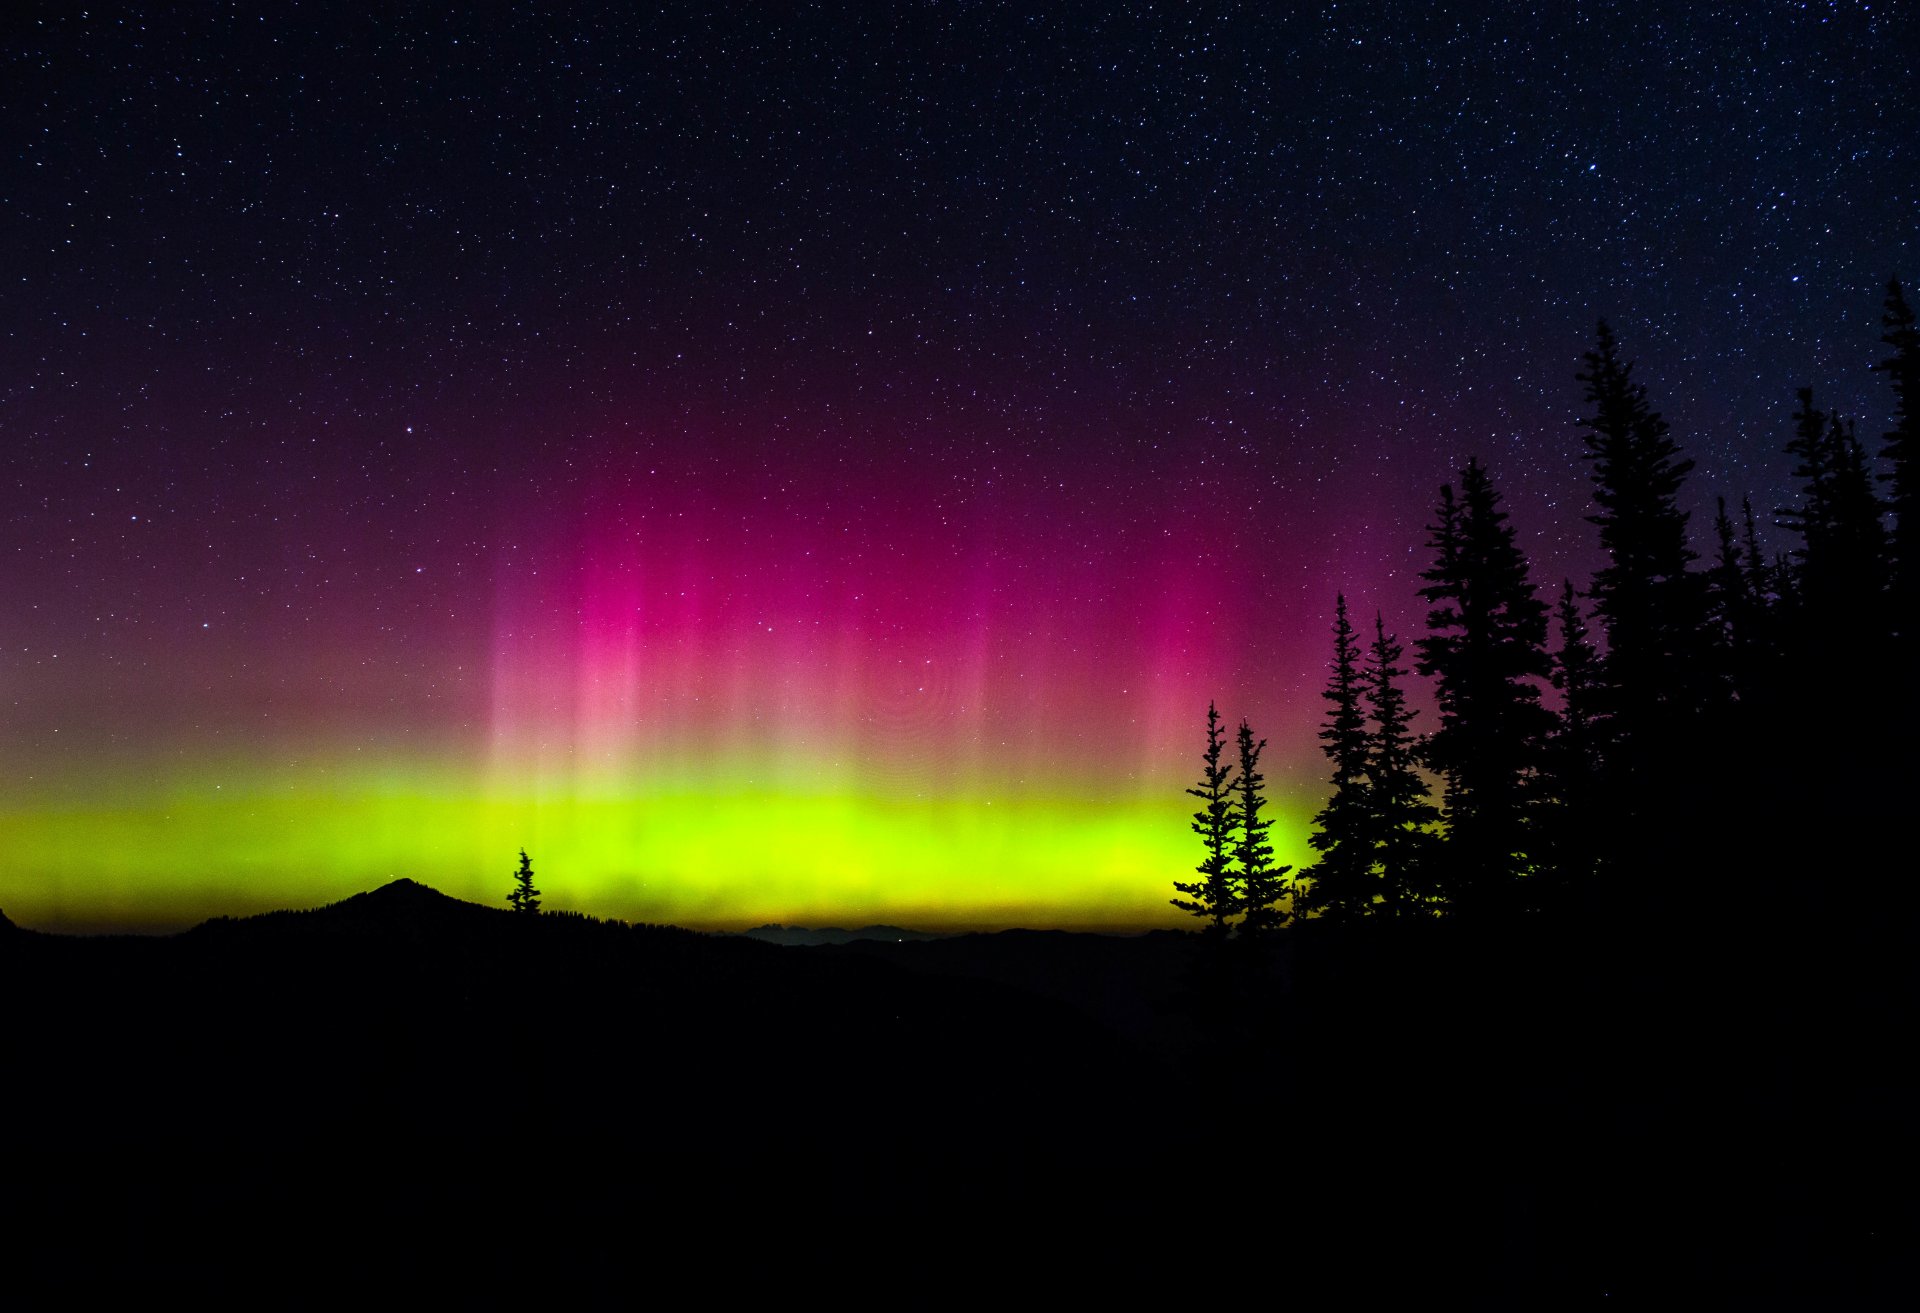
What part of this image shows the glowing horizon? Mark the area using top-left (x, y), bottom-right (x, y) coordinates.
top-left (4, 746), bottom-right (1326, 934)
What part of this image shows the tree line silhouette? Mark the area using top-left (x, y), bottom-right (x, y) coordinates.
top-left (1177, 277), bottom-right (1919, 928)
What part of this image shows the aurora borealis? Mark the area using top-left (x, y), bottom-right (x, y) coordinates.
top-left (4, 5), bottom-right (1913, 931)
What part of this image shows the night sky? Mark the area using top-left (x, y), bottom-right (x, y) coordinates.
top-left (4, 3), bottom-right (1913, 931)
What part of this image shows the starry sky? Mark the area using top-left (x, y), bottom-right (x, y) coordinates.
top-left (4, 3), bottom-right (1913, 931)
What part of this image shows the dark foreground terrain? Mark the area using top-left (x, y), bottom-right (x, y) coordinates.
top-left (2, 882), bottom-right (1911, 1303)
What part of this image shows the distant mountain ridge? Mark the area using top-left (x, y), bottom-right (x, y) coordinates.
top-left (742, 923), bottom-right (946, 946)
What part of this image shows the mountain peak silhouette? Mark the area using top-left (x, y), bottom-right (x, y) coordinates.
top-left (316, 877), bottom-right (494, 925)
top-left (187, 876), bottom-right (505, 940)
top-left (351, 877), bottom-right (457, 907)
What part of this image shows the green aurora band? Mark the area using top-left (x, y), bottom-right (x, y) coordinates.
top-left (5, 752), bottom-right (1320, 933)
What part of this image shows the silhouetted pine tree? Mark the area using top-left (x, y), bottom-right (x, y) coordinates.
top-left (1704, 496), bottom-right (1753, 700)
top-left (1769, 549), bottom-right (1801, 617)
top-left (1575, 321), bottom-right (1706, 749)
top-left (508, 849), bottom-right (541, 915)
top-left (1779, 388), bottom-right (1832, 563)
top-left (1551, 583), bottom-right (1604, 757)
top-left (1741, 495), bottom-right (1773, 605)
top-left (1727, 494), bottom-right (1784, 692)
top-left (1303, 595), bottom-right (1375, 920)
top-left (1234, 719), bottom-right (1292, 936)
top-left (1872, 277), bottom-right (1920, 916)
top-left (1415, 458), bottom-right (1554, 910)
top-left (1780, 391), bottom-right (1887, 628)
top-left (1365, 613), bottom-right (1440, 916)
top-left (1878, 277), bottom-right (1920, 632)
top-left (1173, 701), bottom-right (1241, 935)
top-left (1539, 582), bottom-right (1605, 905)
top-left (1706, 496), bottom-right (1744, 629)
top-left (1755, 365), bottom-right (1899, 919)
top-left (1827, 414), bottom-right (1888, 603)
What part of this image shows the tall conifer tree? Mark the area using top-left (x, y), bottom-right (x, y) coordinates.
top-left (1575, 321), bottom-right (1705, 748)
top-left (1234, 720), bottom-right (1292, 936)
top-left (1551, 583), bottom-right (1604, 756)
top-left (1415, 458), bottom-right (1553, 909)
top-left (1173, 701), bottom-right (1240, 935)
top-left (1731, 494), bottom-right (1783, 682)
top-left (1779, 388), bottom-right (1834, 584)
top-left (1825, 415), bottom-right (1888, 610)
top-left (1303, 595), bottom-right (1375, 920)
top-left (1540, 583), bottom-right (1605, 904)
top-left (1364, 613), bottom-right (1439, 916)
top-left (1740, 495), bottom-right (1772, 606)
top-left (1877, 277), bottom-right (1920, 633)
top-left (1707, 497), bottom-right (1745, 623)
top-left (1704, 496), bottom-right (1752, 701)
top-left (1780, 391), bottom-right (1887, 627)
